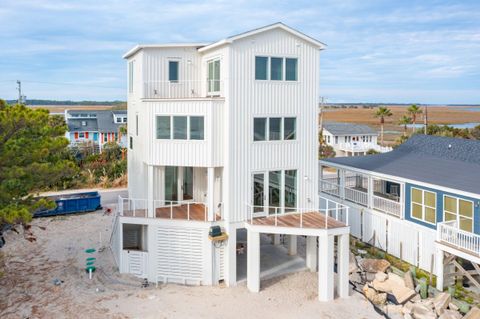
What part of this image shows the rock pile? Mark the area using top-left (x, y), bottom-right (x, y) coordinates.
top-left (350, 256), bottom-right (480, 319)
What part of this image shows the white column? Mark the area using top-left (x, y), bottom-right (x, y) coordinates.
top-left (337, 233), bottom-right (350, 298)
top-left (436, 248), bottom-right (444, 291)
top-left (225, 224), bottom-right (237, 287)
top-left (306, 236), bottom-right (317, 272)
top-left (367, 176), bottom-right (374, 209)
top-left (339, 170), bottom-right (345, 199)
top-left (207, 167), bottom-right (215, 221)
top-left (147, 165), bottom-right (154, 218)
top-left (273, 234), bottom-right (281, 245)
top-left (247, 230), bottom-right (260, 293)
top-left (203, 228), bottom-right (214, 285)
top-left (287, 235), bottom-right (297, 255)
top-left (318, 234), bottom-right (334, 301)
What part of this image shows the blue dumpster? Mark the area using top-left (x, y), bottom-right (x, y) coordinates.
top-left (34, 191), bottom-right (102, 217)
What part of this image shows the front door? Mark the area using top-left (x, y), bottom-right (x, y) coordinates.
top-left (207, 59), bottom-right (221, 95)
top-left (165, 166), bottom-right (178, 202)
top-left (252, 173), bottom-right (267, 216)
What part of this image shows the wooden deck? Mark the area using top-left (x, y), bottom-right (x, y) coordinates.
top-left (122, 203), bottom-right (221, 221)
top-left (249, 212), bottom-right (346, 229)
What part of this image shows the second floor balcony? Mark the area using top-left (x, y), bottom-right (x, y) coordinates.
top-left (143, 80), bottom-right (223, 99)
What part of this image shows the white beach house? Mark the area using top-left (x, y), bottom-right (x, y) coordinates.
top-left (322, 122), bottom-right (391, 157)
top-left (110, 23), bottom-right (350, 301)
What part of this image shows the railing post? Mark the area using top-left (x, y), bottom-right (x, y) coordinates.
top-left (275, 207), bottom-right (278, 226)
top-left (187, 203), bottom-right (190, 221)
top-left (300, 210), bottom-right (303, 228)
top-left (335, 203), bottom-right (339, 220)
top-left (346, 207), bottom-right (349, 226)
top-left (170, 201), bottom-right (173, 219)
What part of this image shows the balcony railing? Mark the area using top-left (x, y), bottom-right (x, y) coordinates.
top-left (117, 196), bottom-right (221, 221)
top-left (319, 179), bottom-right (401, 217)
top-left (438, 220), bottom-right (480, 256)
top-left (143, 80), bottom-right (223, 99)
top-left (337, 142), bottom-right (392, 153)
top-left (246, 202), bottom-right (349, 230)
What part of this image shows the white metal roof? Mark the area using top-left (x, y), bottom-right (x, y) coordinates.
top-left (122, 43), bottom-right (209, 59)
top-left (198, 22), bottom-right (327, 52)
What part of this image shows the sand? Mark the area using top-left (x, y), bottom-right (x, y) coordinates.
top-left (0, 207), bottom-right (381, 319)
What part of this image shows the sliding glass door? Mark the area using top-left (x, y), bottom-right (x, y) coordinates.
top-left (165, 166), bottom-right (194, 202)
top-left (165, 166), bottom-right (178, 201)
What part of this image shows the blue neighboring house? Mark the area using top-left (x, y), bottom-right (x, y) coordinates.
top-left (319, 134), bottom-right (480, 291)
top-left (64, 109), bottom-right (128, 152)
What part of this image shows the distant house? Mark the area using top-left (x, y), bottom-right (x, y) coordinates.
top-left (319, 134), bottom-right (480, 291)
top-left (64, 109), bottom-right (127, 152)
top-left (322, 122), bottom-right (391, 156)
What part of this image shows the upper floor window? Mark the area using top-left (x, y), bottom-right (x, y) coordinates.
top-left (285, 58), bottom-right (298, 81)
top-left (123, 117), bottom-right (127, 123)
top-left (128, 61), bottom-right (134, 93)
top-left (444, 195), bottom-right (473, 232)
top-left (156, 115), bottom-right (204, 140)
top-left (169, 61), bottom-right (179, 82)
top-left (116, 117), bottom-right (122, 123)
top-left (254, 117), bottom-right (296, 141)
top-left (255, 56), bottom-right (298, 81)
top-left (270, 58), bottom-right (283, 81)
top-left (411, 187), bottom-right (436, 224)
top-left (255, 57), bottom-right (268, 80)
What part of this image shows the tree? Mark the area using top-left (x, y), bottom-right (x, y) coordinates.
top-left (471, 125), bottom-right (480, 140)
top-left (318, 131), bottom-right (335, 159)
top-left (374, 106), bottom-right (393, 145)
top-left (398, 115), bottom-right (412, 137)
top-left (407, 104), bottom-right (423, 133)
top-left (0, 100), bottom-right (78, 227)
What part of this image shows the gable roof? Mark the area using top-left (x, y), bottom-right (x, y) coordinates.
top-left (198, 22), bottom-right (326, 52)
top-left (321, 135), bottom-right (480, 196)
top-left (66, 110), bottom-right (126, 133)
top-left (323, 122), bottom-right (376, 136)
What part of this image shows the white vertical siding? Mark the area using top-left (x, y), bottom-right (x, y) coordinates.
top-left (226, 28), bottom-right (320, 222)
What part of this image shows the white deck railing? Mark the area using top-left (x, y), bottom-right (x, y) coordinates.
top-left (143, 80), bottom-right (223, 99)
top-left (337, 142), bottom-right (392, 153)
top-left (373, 195), bottom-right (402, 217)
top-left (246, 202), bottom-right (349, 229)
top-left (438, 220), bottom-right (480, 256)
top-left (320, 179), bottom-right (402, 217)
top-left (117, 196), bottom-right (220, 221)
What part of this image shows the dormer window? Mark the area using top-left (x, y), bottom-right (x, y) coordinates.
top-left (81, 121), bottom-right (87, 126)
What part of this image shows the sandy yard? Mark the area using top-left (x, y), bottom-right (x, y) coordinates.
top-left (0, 207), bottom-right (381, 319)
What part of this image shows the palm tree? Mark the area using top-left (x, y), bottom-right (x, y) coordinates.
top-left (407, 104), bottom-right (422, 133)
top-left (374, 106), bottom-right (393, 145)
top-left (398, 115), bottom-right (412, 137)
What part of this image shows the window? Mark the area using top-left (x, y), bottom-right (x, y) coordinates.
top-left (79, 132), bottom-right (85, 138)
top-left (255, 56), bottom-right (268, 80)
top-left (128, 61), bottom-right (134, 93)
top-left (411, 188), bottom-right (436, 224)
top-left (269, 171), bottom-right (282, 213)
top-left (283, 117), bottom-right (296, 140)
top-left (173, 116), bottom-right (187, 139)
top-left (335, 136), bottom-right (338, 144)
top-left (270, 57), bottom-right (283, 80)
top-left (284, 170), bottom-right (297, 211)
top-left (135, 114), bottom-right (138, 136)
top-left (269, 118), bottom-right (282, 140)
top-left (123, 117), bottom-right (127, 123)
top-left (207, 59), bottom-right (221, 93)
top-left (285, 58), bottom-right (298, 81)
top-left (81, 121), bottom-right (87, 126)
top-left (169, 61), bottom-right (179, 82)
top-left (156, 116), bottom-right (171, 139)
top-left (116, 117), bottom-right (122, 123)
top-left (254, 117), bottom-right (296, 141)
top-left (254, 118), bottom-right (267, 141)
top-left (155, 116), bottom-right (204, 140)
top-left (190, 116), bottom-right (204, 140)
top-left (104, 134), bottom-right (107, 142)
top-left (444, 196), bottom-right (474, 232)
top-left (129, 136), bottom-right (133, 149)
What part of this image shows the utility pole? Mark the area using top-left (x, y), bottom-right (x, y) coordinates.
top-left (17, 80), bottom-right (22, 104)
top-left (16, 80), bottom-right (26, 104)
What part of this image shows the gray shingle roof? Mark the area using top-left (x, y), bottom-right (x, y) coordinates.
top-left (66, 110), bottom-right (126, 133)
top-left (322, 122), bottom-right (376, 135)
top-left (322, 135), bottom-right (480, 196)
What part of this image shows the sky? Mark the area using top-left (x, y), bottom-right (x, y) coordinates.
top-left (0, 0), bottom-right (479, 104)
